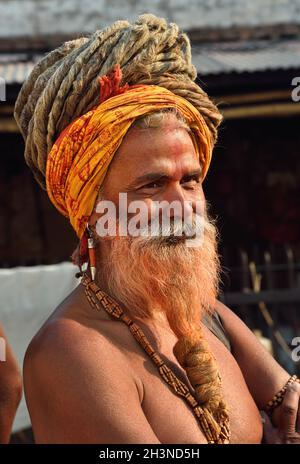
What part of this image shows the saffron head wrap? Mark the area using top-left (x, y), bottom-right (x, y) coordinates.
top-left (46, 65), bottom-right (212, 239)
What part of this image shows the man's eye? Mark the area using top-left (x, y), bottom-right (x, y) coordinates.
top-left (142, 182), bottom-right (161, 189)
top-left (182, 177), bottom-right (201, 186)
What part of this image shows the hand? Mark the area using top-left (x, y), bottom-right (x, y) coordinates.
top-left (262, 382), bottom-right (300, 444)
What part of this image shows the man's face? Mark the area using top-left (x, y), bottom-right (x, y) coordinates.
top-left (90, 113), bottom-right (205, 233)
top-left (87, 114), bottom-right (219, 330)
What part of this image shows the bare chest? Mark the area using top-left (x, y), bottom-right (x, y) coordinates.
top-left (112, 323), bottom-right (263, 444)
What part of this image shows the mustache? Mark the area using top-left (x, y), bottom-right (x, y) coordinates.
top-left (128, 214), bottom-right (205, 246)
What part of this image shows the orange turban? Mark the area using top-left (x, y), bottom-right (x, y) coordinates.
top-left (46, 66), bottom-right (212, 239)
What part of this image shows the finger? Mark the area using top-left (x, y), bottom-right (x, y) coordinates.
top-left (261, 411), bottom-right (281, 444)
top-left (279, 383), bottom-right (300, 434)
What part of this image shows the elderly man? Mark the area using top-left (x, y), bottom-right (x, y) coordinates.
top-left (14, 15), bottom-right (299, 444)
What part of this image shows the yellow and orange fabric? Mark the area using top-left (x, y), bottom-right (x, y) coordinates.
top-left (46, 64), bottom-right (212, 240)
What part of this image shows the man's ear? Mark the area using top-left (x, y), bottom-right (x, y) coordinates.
top-left (89, 190), bottom-right (104, 228)
top-left (88, 210), bottom-right (101, 228)
top-left (88, 211), bottom-right (99, 227)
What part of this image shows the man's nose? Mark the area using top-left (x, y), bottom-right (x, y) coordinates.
top-left (158, 183), bottom-right (205, 219)
top-left (162, 183), bottom-right (186, 203)
top-left (158, 183), bottom-right (188, 218)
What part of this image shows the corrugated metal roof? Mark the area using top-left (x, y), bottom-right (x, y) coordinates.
top-left (0, 53), bottom-right (43, 84)
top-left (0, 61), bottom-right (34, 84)
top-left (1, 39), bottom-right (300, 83)
top-left (192, 39), bottom-right (300, 75)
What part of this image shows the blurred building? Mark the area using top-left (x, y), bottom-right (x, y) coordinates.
top-left (1, 1), bottom-right (300, 440)
top-left (1, 0), bottom-right (300, 322)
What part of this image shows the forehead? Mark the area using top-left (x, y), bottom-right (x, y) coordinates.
top-left (107, 122), bottom-right (200, 184)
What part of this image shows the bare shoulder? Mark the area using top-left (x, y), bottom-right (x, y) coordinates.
top-left (214, 299), bottom-right (241, 321)
top-left (24, 280), bottom-right (134, 372)
top-left (213, 299), bottom-right (289, 410)
top-left (24, 314), bottom-right (141, 401)
top-left (214, 298), bottom-right (274, 351)
top-left (24, 277), bottom-right (146, 391)
top-left (214, 299), bottom-right (254, 338)
top-left (213, 299), bottom-right (271, 356)
top-left (23, 313), bottom-right (161, 443)
top-left (25, 316), bottom-right (117, 369)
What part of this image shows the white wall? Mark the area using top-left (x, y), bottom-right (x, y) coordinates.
top-left (0, 0), bottom-right (299, 38)
top-left (0, 262), bottom-right (79, 432)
